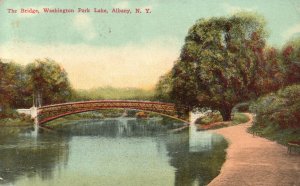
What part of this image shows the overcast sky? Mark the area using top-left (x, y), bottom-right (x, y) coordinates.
top-left (1, 0), bottom-right (299, 89)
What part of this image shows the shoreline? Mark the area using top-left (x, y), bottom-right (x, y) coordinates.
top-left (208, 113), bottom-right (300, 186)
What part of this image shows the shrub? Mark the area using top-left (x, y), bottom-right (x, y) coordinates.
top-left (233, 102), bottom-right (250, 112)
top-left (250, 84), bottom-right (300, 129)
top-left (232, 113), bottom-right (249, 125)
top-left (0, 109), bottom-right (19, 119)
top-left (195, 111), bottom-right (223, 125)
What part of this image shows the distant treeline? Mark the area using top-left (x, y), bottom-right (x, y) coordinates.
top-left (74, 87), bottom-right (155, 101)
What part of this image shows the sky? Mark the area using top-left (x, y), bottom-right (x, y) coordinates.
top-left (0, 0), bottom-right (300, 90)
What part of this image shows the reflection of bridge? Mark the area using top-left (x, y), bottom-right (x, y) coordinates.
top-left (32, 100), bottom-right (188, 125)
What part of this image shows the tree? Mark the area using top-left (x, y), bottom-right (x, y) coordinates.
top-left (0, 60), bottom-right (29, 111)
top-left (25, 59), bottom-right (74, 106)
top-left (171, 12), bottom-right (267, 121)
top-left (154, 71), bottom-right (173, 102)
top-left (281, 37), bottom-right (300, 85)
top-left (254, 47), bottom-right (285, 95)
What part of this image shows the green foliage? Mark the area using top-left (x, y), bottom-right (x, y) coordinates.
top-left (0, 108), bottom-right (19, 119)
top-left (98, 109), bottom-right (124, 118)
top-left (250, 84), bottom-right (300, 129)
top-left (231, 113), bottom-right (249, 125)
top-left (125, 110), bottom-right (138, 117)
top-left (171, 12), bottom-right (267, 120)
top-left (281, 37), bottom-right (300, 84)
top-left (195, 112), bottom-right (248, 126)
top-left (255, 47), bottom-right (286, 94)
top-left (233, 102), bottom-right (250, 112)
top-left (250, 123), bottom-right (300, 146)
top-left (75, 86), bottom-right (154, 101)
top-left (0, 58), bottom-right (74, 112)
top-left (26, 59), bottom-right (74, 105)
top-left (195, 112), bottom-right (223, 125)
top-left (0, 110), bottom-right (33, 126)
top-left (154, 71), bottom-right (173, 102)
top-left (0, 60), bottom-right (30, 110)
top-left (159, 13), bottom-right (300, 122)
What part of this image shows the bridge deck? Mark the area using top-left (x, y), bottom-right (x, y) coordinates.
top-left (36, 100), bottom-right (188, 125)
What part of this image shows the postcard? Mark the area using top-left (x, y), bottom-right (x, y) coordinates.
top-left (0, 0), bottom-right (299, 185)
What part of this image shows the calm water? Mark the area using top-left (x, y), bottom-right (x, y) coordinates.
top-left (0, 118), bottom-right (227, 186)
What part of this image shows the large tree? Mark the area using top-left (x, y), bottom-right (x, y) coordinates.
top-left (171, 13), bottom-right (267, 121)
top-left (0, 60), bottom-right (30, 111)
top-left (26, 59), bottom-right (74, 106)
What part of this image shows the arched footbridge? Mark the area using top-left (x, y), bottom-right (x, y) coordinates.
top-left (32, 100), bottom-right (189, 125)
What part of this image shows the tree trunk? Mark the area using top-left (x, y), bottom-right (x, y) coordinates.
top-left (220, 106), bottom-right (232, 121)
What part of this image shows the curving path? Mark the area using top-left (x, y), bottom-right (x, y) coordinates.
top-left (208, 113), bottom-right (300, 186)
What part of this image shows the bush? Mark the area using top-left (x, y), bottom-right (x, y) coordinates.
top-left (233, 102), bottom-right (250, 112)
top-left (195, 111), bottom-right (223, 125)
top-left (232, 113), bottom-right (249, 125)
top-left (250, 84), bottom-right (300, 129)
top-left (126, 110), bottom-right (138, 117)
top-left (0, 109), bottom-right (19, 119)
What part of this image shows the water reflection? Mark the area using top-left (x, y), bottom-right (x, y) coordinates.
top-left (166, 132), bottom-right (227, 185)
top-left (0, 118), bottom-right (227, 186)
top-left (0, 127), bottom-right (69, 185)
top-left (54, 118), bottom-right (171, 137)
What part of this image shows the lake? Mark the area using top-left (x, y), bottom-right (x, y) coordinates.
top-left (0, 117), bottom-right (227, 186)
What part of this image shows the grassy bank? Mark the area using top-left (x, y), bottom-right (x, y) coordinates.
top-left (196, 112), bottom-right (249, 130)
top-left (249, 123), bottom-right (300, 146)
top-left (0, 110), bottom-right (34, 126)
top-left (0, 117), bottom-right (33, 127)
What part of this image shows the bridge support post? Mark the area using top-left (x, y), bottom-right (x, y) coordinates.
top-left (30, 106), bottom-right (39, 126)
top-left (30, 106), bottom-right (37, 119)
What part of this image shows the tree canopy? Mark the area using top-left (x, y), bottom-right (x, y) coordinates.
top-left (154, 71), bottom-right (173, 102)
top-left (25, 59), bottom-right (74, 106)
top-left (156, 13), bottom-right (300, 121)
top-left (0, 61), bottom-right (28, 110)
top-left (0, 59), bottom-right (74, 112)
top-left (281, 37), bottom-right (300, 84)
top-left (170, 13), bottom-right (268, 120)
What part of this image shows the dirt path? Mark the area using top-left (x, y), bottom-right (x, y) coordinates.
top-left (208, 113), bottom-right (300, 186)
